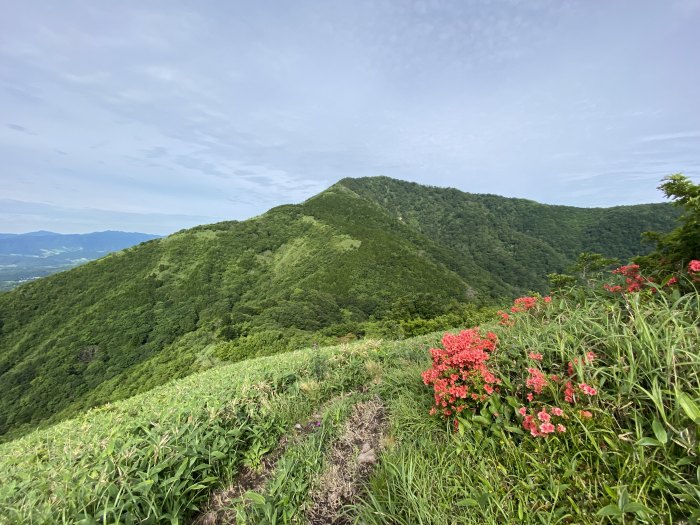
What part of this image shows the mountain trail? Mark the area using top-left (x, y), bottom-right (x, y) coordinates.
top-left (194, 392), bottom-right (354, 525)
top-left (306, 395), bottom-right (387, 525)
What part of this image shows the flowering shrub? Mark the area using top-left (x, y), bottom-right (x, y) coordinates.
top-left (424, 294), bottom-right (601, 439)
top-left (498, 295), bottom-right (551, 326)
top-left (422, 328), bottom-right (500, 417)
top-left (497, 310), bottom-right (514, 326)
top-left (511, 295), bottom-right (551, 313)
top-left (603, 264), bottom-right (651, 293)
top-left (517, 349), bottom-right (598, 436)
top-left (603, 260), bottom-right (700, 294)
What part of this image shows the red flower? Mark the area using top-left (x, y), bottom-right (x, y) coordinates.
top-left (564, 381), bottom-right (575, 404)
top-left (423, 328), bottom-right (500, 419)
top-left (537, 409), bottom-right (551, 423)
top-left (497, 310), bottom-right (514, 326)
top-left (688, 260), bottom-right (700, 273)
top-left (528, 351), bottom-right (543, 361)
top-left (539, 422), bottom-right (555, 434)
top-left (603, 284), bottom-right (623, 293)
top-left (526, 367), bottom-right (549, 394)
top-left (578, 383), bottom-right (597, 396)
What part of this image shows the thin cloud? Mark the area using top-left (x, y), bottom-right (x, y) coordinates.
top-left (0, 0), bottom-right (698, 233)
top-left (637, 131), bottom-right (700, 143)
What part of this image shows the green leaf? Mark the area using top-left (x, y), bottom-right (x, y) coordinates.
top-left (75, 516), bottom-right (98, 525)
top-left (133, 480), bottom-right (154, 493)
top-left (678, 392), bottom-right (700, 424)
top-left (456, 498), bottom-right (479, 507)
top-left (623, 501), bottom-right (653, 515)
top-left (477, 492), bottom-right (490, 507)
top-left (245, 491), bottom-right (266, 505)
top-left (505, 396), bottom-right (520, 408)
top-left (596, 504), bottom-right (623, 517)
top-left (676, 457), bottom-right (695, 467)
top-left (472, 415), bottom-right (491, 426)
top-left (652, 418), bottom-right (668, 445)
top-left (636, 437), bottom-right (661, 447)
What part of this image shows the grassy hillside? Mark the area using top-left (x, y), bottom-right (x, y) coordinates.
top-left (0, 177), bottom-right (679, 440)
top-left (1, 281), bottom-right (697, 524)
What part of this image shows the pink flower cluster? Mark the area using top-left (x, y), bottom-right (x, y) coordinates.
top-left (422, 329), bottom-right (501, 417)
top-left (517, 350), bottom-right (598, 436)
top-left (603, 264), bottom-right (652, 293)
top-left (497, 310), bottom-right (514, 326)
top-left (511, 295), bottom-right (551, 313)
top-left (520, 406), bottom-right (567, 437)
top-left (498, 296), bottom-right (552, 326)
top-left (604, 260), bottom-right (700, 293)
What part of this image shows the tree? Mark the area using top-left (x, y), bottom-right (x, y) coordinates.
top-left (548, 252), bottom-right (618, 291)
top-left (637, 174), bottom-right (700, 273)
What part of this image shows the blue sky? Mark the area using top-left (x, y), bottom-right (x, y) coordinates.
top-left (1, 0), bottom-right (699, 234)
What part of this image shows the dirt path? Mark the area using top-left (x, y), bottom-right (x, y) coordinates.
top-left (306, 396), bottom-right (387, 525)
top-left (194, 395), bottom-right (346, 525)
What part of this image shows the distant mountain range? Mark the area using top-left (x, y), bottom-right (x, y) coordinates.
top-left (0, 230), bottom-right (161, 290)
top-left (0, 177), bottom-right (680, 440)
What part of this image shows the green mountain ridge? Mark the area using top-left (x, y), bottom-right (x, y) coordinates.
top-left (0, 176), bottom-right (679, 440)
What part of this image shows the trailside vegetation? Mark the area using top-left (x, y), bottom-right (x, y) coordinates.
top-left (1, 269), bottom-right (697, 523)
top-left (0, 177), bottom-right (679, 441)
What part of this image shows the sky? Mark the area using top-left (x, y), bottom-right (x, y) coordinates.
top-left (1, 0), bottom-right (699, 234)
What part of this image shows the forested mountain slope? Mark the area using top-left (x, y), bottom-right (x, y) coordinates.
top-left (341, 177), bottom-right (678, 291)
top-left (0, 177), bottom-right (678, 440)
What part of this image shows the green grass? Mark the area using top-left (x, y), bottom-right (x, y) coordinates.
top-left (1, 287), bottom-right (698, 524)
top-left (355, 289), bottom-right (700, 524)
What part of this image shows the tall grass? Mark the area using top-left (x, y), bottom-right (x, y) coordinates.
top-left (0, 341), bottom-right (379, 524)
top-left (356, 289), bottom-right (700, 524)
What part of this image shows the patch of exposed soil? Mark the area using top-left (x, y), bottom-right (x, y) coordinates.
top-left (306, 396), bottom-right (387, 525)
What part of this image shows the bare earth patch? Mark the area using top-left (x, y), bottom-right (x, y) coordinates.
top-left (306, 396), bottom-right (387, 525)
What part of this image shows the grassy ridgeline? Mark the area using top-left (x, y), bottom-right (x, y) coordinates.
top-left (1, 287), bottom-right (698, 524)
top-left (0, 338), bottom-right (401, 524)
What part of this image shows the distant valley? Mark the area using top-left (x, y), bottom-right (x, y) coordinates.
top-left (0, 231), bottom-right (161, 290)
